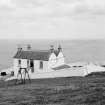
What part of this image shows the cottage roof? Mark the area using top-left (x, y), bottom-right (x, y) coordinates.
top-left (13, 50), bottom-right (51, 61)
top-left (13, 50), bottom-right (59, 61)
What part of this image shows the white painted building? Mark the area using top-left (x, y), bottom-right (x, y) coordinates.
top-left (13, 45), bottom-right (65, 77)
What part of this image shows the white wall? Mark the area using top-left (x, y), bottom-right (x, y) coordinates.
top-left (13, 58), bottom-right (28, 76)
top-left (21, 68), bottom-right (86, 80)
top-left (33, 60), bottom-right (50, 73)
top-left (13, 59), bottom-right (19, 77)
top-left (13, 58), bottom-right (51, 75)
top-left (41, 61), bottom-right (49, 72)
top-left (56, 52), bottom-right (65, 67)
top-left (48, 53), bottom-right (57, 68)
top-left (21, 59), bottom-right (27, 68)
top-left (34, 60), bottom-right (39, 72)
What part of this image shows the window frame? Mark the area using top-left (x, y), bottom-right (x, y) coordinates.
top-left (30, 59), bottom-right (34, 73)
top-left (18, 59), bottom-right (21, 67)
top-left (40, 61), bottom-right (43, 69)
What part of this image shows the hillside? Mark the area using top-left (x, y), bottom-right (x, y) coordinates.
top-left (0, 75), bottom-right (105, 105)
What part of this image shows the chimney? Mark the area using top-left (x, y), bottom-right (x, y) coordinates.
top-left (58, 44), bottom-right (62, 52)
top-left (17, 45), bottom-right (22, 52)
top-left (50, 45), bottom-right (54, 53)
top-left (27, 44), bottom-right (31, 50)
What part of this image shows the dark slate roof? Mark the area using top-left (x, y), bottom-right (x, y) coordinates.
top-left (52, 64), bottom-right (70, 70)
top-left (13, 50), bottom-right (51, 61)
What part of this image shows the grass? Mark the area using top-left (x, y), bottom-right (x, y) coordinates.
top-left (0, 73), bottom-right (105, 105)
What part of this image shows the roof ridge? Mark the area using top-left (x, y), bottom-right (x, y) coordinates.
top-left (22, 50), bottom-right (50, 52)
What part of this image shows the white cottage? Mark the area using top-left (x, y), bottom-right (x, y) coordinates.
top-left (13, 45), bottom-right (65, 77)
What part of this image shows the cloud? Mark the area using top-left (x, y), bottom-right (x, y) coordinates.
top-left (0, 0), bottom-right (105, 23)
top-left (0, 0), bottom-right (10, 6)
top-left (0, 0), bottom-right (15, 8)
top-left (0, 0), bottom-right (105, 18)
top-left (15, 0), bottom-right (105, 19)
top-left (0, 0), bottom-right (105, 39)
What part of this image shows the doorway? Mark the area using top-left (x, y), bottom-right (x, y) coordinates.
top-left (30, 60), bottom-right (34, 73)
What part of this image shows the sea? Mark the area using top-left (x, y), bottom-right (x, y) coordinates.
top-left (0, 39), bottom-right (105, 70)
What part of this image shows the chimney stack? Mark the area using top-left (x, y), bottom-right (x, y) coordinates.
top-left (50, 45), bottom-right (54, 53)
top-left (58, 44), bottom-right (62, 52)
top-left (18, 45), bottom-right (22, 52)
top-left (27, 44), bottom-right (31, 50)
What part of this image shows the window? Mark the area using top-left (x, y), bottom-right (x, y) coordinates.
top-left (18, 59), bottom-right (21, 67)
top-left (30, 60), bottom-right (34, 73)
top-left (18, 59), bottom-right (21, 64)
top-left (27, 60), bottom-right (30, 67)
top-left (11, 71), bottom-right (14, 76)
top-left (40, 61), bottom-right (43, 69)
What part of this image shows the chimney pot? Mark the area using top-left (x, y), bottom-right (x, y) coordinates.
top-left (18, 45), bottom-right (22, 52)
top-left (58, 44), bottom-right (62, 52)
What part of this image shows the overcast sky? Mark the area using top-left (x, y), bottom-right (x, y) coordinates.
top-left (0, 0), bottom-right (105, 39)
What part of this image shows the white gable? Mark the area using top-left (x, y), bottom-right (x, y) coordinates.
top-left (56, 52), bottom-right (65, 67)
top-left (48, 53), bottom-right (57, 68)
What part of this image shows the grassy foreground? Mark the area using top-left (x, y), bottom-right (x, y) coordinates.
top-left (0, 73), bottom-right (105, 105)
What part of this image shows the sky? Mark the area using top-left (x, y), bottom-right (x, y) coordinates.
top-left (0, 0), bottom-right (105, 39)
